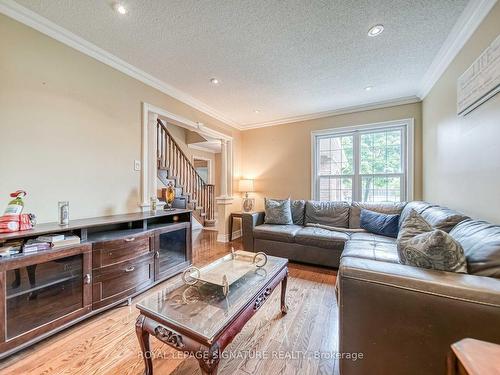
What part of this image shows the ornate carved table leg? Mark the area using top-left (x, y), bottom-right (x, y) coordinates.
top-left (281, 269), bottom-right (289, 314)
top-left (136, 315), bottom-right (153, 375)
top-left (197, 344), bottom-right (221, 375)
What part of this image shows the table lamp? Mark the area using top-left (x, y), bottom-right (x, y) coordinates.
top-left (239, 179), bottom-right (255, 212)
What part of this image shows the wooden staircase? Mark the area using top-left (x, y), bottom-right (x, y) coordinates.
top-left (156, 119), bottom-right (216, 227)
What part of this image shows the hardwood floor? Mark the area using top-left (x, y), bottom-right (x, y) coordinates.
top-left (0, 229), bottom-right (338, 375)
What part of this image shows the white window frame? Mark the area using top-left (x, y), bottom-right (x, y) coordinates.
top-left (311, 118), bottom-right (414, 202)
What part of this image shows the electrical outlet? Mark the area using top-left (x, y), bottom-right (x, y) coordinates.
top-left (134, 160), bottom-right (141, 171)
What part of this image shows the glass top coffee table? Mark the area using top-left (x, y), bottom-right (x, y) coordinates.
top-left (135, 250), bottom-right (289, 375)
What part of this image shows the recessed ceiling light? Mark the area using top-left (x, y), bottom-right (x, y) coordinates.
top-left (254, 109), bottom-right (260, 114)
top-left (210, 78), bottom-right (219, 85)
top-left (368, 24), bottom-right (384, 37)
top-left (114, 3), bottom-right (128, 15)
top-left (365, 86), bottom-right (374, 91)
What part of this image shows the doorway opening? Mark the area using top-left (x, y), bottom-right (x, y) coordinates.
top-left (193, 157), bottom-right (212, 184)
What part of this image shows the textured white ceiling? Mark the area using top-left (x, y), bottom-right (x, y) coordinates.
top-left (14, 0), bottom-right (469, 127)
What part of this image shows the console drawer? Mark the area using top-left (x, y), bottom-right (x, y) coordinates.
top-left (92, 233), bottom-right (151, 268)
top-left (92, 253), bottom-right (154, 310)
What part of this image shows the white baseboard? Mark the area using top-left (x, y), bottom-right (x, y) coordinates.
top-left (217, 230), bottom-right (242, 243)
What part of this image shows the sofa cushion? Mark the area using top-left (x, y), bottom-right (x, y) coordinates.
top-left (305, 201), bottom-right (350, 228)
top-left (291, 200), bottom-right (306, 225)
top-left (350, 232), bottom-right (396, 244)
top-left (349, 201), bottom-right (406, 229)
top-left (253, 224), bottom-right (302, 243)
top-left (399, 201), bottom-right (437, 228)
top-left (295, 227), bottom-right (349, 250)
top-left (397, 210), bottom-right (467, 273)
top-left (360, 209), bottom-right (400, 238)
top-left (419, 206), bottom-right (469, 232)
top-left (341, 239), bottom-right (399, 264)
top-left (264, 198), bottom-right (293, 225)
top-left (450, 220), bottom-right (500, 278)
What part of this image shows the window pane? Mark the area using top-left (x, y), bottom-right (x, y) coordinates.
top-left (319, 138), bottom-right (330, 151)
top-left (385, 145), bottom-right (401, 173)
top-left (360, 129), bottom-right (402, 175)
top-left (318, 135), bottom-right (353, 176)
top-left (361, 176), bottom-right (401, 203)
top-left (319, 177), bottom-right (352, 201)
top-left (342, 147), bottom-right (354, 174)
top-left (320, 151), bottom-right (331, 174)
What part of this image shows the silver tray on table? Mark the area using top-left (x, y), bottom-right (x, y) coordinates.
top-left (182, 249), bottom-right (268, 296)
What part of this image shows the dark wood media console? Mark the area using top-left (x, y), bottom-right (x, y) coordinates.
top-left (0, 209), bottom-right (192, 359)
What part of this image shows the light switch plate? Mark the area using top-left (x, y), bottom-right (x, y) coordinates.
top-left (134, 160), bottom-right (141, 171)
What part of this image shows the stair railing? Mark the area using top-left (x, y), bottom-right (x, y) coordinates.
top-left (157, 119), bottom-right (215, 221)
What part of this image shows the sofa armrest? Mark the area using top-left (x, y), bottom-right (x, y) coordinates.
top-left (241, 211), bottom-right (265, 252)
top-left (338, 257), bottom-right (500, 375)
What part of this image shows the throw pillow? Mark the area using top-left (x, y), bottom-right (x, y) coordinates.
top-left (290, 200), bottom-right (306, 225)
top-left (397, 210), bottom-right (467, 273)
top-left (264, 198), bottom-right (293, 225)
top-left (360, 209), bottom-right (400, 238)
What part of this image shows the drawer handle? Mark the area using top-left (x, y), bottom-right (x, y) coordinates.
top-left (125, 266), bottom-right (135, 273)
top-left (124, 237), bottom-right (135, 242)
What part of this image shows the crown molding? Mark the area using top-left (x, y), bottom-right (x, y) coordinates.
top-left (147, 102), bottom-right (233, 142)
top-left (0, 0), bottom-right (243, 130)
top-left (417, 0), bottom-right (497, 99)
top-left (240, 96), bottom-right (421, 130)
top-left (2, 0), bottom-right (493, 132)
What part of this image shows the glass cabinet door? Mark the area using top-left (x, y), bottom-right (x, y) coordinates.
top-left (156, 228), bottom-right (188, 280)
top-left (6, 254), bottom-right (85, 339)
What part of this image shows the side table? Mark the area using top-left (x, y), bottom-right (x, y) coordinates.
top-left (447, 338), bottom-right (500, 375)
top-left (229, 212), bottom-right (244, 242)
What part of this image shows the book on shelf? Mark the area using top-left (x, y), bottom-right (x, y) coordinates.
top-left (51, 235), bottom-right (81, 248)
top-left (23, 239), bottom-right (51, 253)
top-left (30, 234), bottom-right (81, 250)
top-left (0, 240), bottom-right (22, 257)
top-left (37, 234), bottom-right (65, 243)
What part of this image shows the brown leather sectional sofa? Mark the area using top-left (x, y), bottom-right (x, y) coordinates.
top-left (241, 200), bottom-right (500, 375)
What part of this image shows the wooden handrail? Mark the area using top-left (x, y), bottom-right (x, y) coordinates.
top-left (157, 119), bottom-right (215, 222)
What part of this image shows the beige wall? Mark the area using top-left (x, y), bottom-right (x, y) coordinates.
top-left (241, 103), bottom-right (422, 210)
top-left (422, 2), bottom-right (500, 223)
top-left (8, 3), bottom-right (498, 227)
top-left (0, 15), bottom-right (240, 223)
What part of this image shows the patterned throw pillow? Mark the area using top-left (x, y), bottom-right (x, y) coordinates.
top-left (290, 200), bottom-right (306, 225)
top-left (397, 210), bottom-right (467, 273)
top-left (264, 198), bottom-right (293, 225)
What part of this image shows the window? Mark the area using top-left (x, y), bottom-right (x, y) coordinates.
top-left (312, 119), bottom-right (413, 203)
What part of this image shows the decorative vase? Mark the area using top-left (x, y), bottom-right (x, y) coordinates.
top-left (242, 193), bottom-right (254, 212)
top-left (58, 201), bottom-right (69, 226)
top-left (165, 182), bottom-right (175, 210)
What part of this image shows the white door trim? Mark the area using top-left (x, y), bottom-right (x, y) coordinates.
top-left (141, 102), bottom-right (233, 210)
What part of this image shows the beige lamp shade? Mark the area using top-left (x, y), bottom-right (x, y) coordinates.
top-left (238, 179), bottom-right (254, 192)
